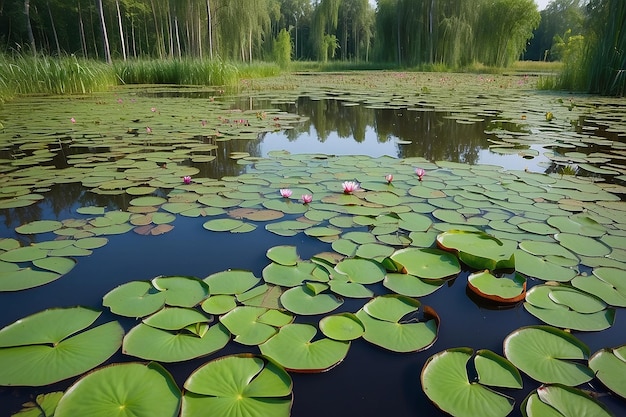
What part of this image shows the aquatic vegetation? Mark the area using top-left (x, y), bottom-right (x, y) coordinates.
top-left (0, 73), bottom-right (625, 417)
top-left (341, 181), bottom-right (359, 194)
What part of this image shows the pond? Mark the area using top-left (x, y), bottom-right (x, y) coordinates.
top-left (0, 72), bottom-right (625, 417)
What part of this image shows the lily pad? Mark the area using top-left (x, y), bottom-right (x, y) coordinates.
top-left (259, 323), bottom-right (350, 372)
top-left (55, 362), bottom-right (181, 417)
top-left (521, 384), bottom-right (614, 417)
top-left (421, 348), bottom-right (519, 417)
top-left (588, 345), bottom-right (626, 399)
top-left (221, 306), bottom-right (292, 346)
top-left (182, 354), bottom-right (292, 417)
top-left (103, 281), bottom-right (167, 317)
top-left (280, 283), bottom-right (343, 315)
top-left (356, 295), bottom-right (438, 353)
top-left (0, 307), bottom-right (123, 386)
top-left (467, 271), bottom-right (526, 304)
top-left (266, 245), bottom-right (299, 266)
top-left (15, 220), bottom-right (63, 234)
top-left (503, 325), bottom-right (594, 385)
top-left (390, 247), bottom-right (461, 279)
top-left (319, 313), bottom-right (365, 341)
top-left (436, 230), bottom-right (515, 270)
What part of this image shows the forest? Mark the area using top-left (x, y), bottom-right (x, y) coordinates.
top-left (0, 0), bottom-right (624, 95)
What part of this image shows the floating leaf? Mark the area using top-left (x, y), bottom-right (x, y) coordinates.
top-left (589, 345), bottom-right (626, 399)
top-left (55, 362), bottom-right (181, 417)
top-left (521, 384), bottom-right (614, 417)
top-left (390, 247), bottom-right (461, 279)
top-left (421, 348), bottom-right (518, 417)
top-left (436, 230), bottom-right (515, 270)
top-left (15, 220), bottom-right (63, 234)
top-left (319, 313), bottom-right (365, 341)
top-left (182, 354), bottom-right (292, 417)
top-left (259, 323), bottom-right (350, 372)
top-left (356, 295), bottom-right (438, 353)
top-left (0, 307), bottom-right (123, 386)
top-left (503, 325), bottom-right (594, 385)
top-left (467, 271), bottom-right (526, 304)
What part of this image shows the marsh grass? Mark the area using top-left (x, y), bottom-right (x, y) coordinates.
top-left (115, 58), bottom-right (240, 86)
top-left (0, 54), bottom-right (115, 102)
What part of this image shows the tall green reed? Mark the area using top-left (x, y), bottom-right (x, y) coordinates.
top-left (114, 58), bottom-right (240, 86)
top-left (0, 54), bottom-right (116, 102)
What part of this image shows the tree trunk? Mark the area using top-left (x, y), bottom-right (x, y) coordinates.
top-left (78, 0), bottom-right (88, 58)
top-left (115, 0), bottom-right (127, 60)
top-left (96, 0), bottom-right (112, 63)
top-left (47, 1), bottom-right (61, 56)
top-left (24, 0), bottom-right (37, 54)
top-left (206, 0), bottom-right (213, 59)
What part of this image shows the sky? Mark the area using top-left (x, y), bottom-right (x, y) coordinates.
top-left (368, 0), bottom-right (552, 11)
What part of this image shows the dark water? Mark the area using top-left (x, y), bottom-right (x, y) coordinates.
top-left (0, 95), bottom-right (624, 417)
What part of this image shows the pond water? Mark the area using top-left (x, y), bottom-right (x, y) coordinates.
top-left (0, 75), bottom-right (625, 417)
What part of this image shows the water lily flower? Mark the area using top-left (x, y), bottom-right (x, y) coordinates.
top-left (302, 194), bottom-right (313, 204)
top-left (70, 117), bottom-right (76, 124)
top-left (146, 126), bottom-right (152, 134)
top-left (342, 181), bottom-right (359, 194)
top-left (415, 168), bottom-right (425, 181)
top-left (151, 107), bottom-right (157, 112)
top-left (183, 176), bottom-right (192, 184)
top-left (201, 120), bottom-right (207, 127)
top-left (385, 174), bottom-right (393, 184)
top-left (280, 188), bottom-right (293, 198)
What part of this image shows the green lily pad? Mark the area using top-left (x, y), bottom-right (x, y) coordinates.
top-left (521, 384), bottom-right (614, 417)
top-left (152, 276), bottom-right (209, 308)
top-left (203, 270), bottom-right (260, 295)
top-left (123, 322), bottom-right (230, 362)
top-left (356, 295), bottom-right (438, 353)
top-left (221, 306), bottom-right (292, 346)
top-left (467, 271), bottom-right (526, 304)
top-left (436, 230), bottom-right (516, 270)
top-left (334, 258), bottom-right (386, 284)
top-left (0, 246), bottom-right (48, 263)
top-left (503, 325), bottom-right (594, 385)
top-left (182, 354), bottom-right (292, 417)
top-left (524, 284), bottom-right (615, 331)
top-left (262, 262), bottom-right (324, 287)
top-left (571, 267), bottom-right (626, 307)
top-left (103, 280), bottom-right (167, 317)
top-left (0, 307), bottom-right (123, 386)
top-left (55, 362), bottom-right (181, 417)
top-left (266, 246), bottom-right (299, 266)
top-left (280, 284), bottom-right (343, 315)
top-left (421, 348), bottom-right (519, 417)
top-left (514, 250), bottom-right (578, 282)
top-left (258, 323), bottom-right (350, 372)
top-left (0, 267), bottom-right (63, 291)
top-left (10, 391), bottom-right (63, 417)
top-left (15, 220), bottom-right (63, 234)
top-left (203, 218), bottom-right (245, 232)
top-left (554, 233), bottom-right (611, 257)
top-left (589, 345), bottom-right (626, 399)
top-left (201, 295), bottom-right (237, 315)
top-left (383, 273), bottom-right (445, 297)
top-left (32, 256), bottom-right (76, 274)
top-left (390, 247), bottom-right (461, 279)
top-left (319, 313), bottom-right (365, 341)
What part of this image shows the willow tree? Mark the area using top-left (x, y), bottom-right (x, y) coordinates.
top-left (474, 0), bottom-right (540, 67)
top-left (436, 0), bottom-right (480, 67)
top-left (310, 0), bottom-right (341, 61)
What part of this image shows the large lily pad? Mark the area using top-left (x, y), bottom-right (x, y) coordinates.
top-left (467, 270), bottom-right (526, 304)
top-left (389, 247), bottom-right (461, 279)
top-left (182, 354), bottom-right (292, 417)
top-left (524, 284), bottom-right (615, 331)
top-left (355, 295), bottom-right (438, 352)
top-left (258, 323), bottom-right (350, 372)
top-left (589, 345), bottom-right (626, 399)
top-left (421, 348), bottom-right (520, 417)
top-left (436, 230), bottom-right (516, 270)
top-left (0, 307), bottom-right (123, 386)
top-left (55, 362), bottom-right (181, 417)
top-left (503, 325), bottom-right (594, 385)
top-left (521, 384), bottom-right (614, 417)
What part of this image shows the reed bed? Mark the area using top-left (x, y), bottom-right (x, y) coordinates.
top-left (0, 54), bottom-right (116, 102)
top-left (114, 58), bottom-right (240, 86)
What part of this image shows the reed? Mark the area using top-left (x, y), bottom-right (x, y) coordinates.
top-left (0, 54), bottom-right (116, 102)
top-left (114, 58), bottom-right (240, 86)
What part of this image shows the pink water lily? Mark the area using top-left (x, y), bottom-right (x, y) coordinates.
top-left (415, 168), bottom-right (425, 181)
top-left (151, 107), bottom-right (157, 112)
top-left (385, 174), bottom-right (393, 184)
top-left (146, 126), bottom-right (152, 134)
top-left (183, 176), bottom-right (192, 184)
top-left (301, 194), bottom-right (313, 204)
top-left (342, 181), bottom-right (359, 194)
top-left (70, 117), bottom-right (76, 124)
top-left (280, 188), bottom-right (292, 198)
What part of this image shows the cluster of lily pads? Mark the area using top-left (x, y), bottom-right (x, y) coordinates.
top-left (1, 148), bottom-right (625, 417)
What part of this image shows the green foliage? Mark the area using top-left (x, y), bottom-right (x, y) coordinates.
top-left (115, 58), bottom-right (239, 86)
top-left (273, 29), bottom-right (292, 69)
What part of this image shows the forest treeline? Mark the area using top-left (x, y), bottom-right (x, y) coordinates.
top-left (0, 0), bottom-right (624, 95)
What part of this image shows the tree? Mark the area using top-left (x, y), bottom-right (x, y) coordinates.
top-left (96, 0), bottom-right (112, 63)
top-left (526, 0), bottom-right (585, 61)
top-left (273, 27), bottom-right (292, 67)
top-left (24, 0), bottom-right (37, 54)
